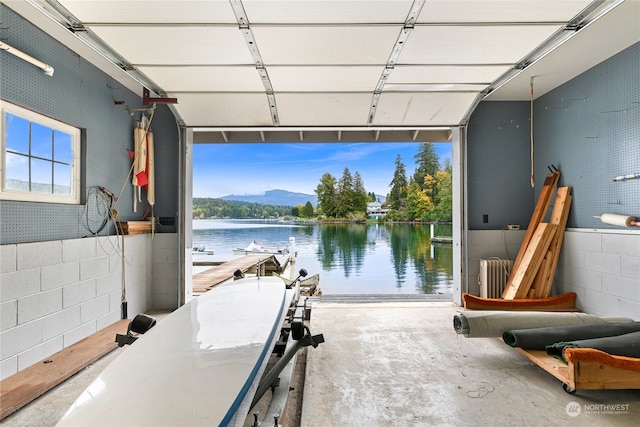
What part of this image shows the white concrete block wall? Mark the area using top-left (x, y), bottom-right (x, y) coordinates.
top-left (151, 233), bottom-right (179, 310)
top-left (0, 234), bottom-right (166, 380)
top-left (557, 230), bottom-right (640, 320)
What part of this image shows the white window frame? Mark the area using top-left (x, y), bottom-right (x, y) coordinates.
top-left (1, 100), bottom-right (81, 204)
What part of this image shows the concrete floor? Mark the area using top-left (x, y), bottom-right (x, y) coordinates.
top-left (300, 302), bottom-right (640, 427)
top-left (2, 303), bottom-right (640, 427)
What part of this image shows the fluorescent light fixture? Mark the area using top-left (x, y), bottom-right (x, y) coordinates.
top-left (0, 41), bottom-right (54, 76)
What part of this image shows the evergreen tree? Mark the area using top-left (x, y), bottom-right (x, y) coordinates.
top-left (388, 154), bottom-right (408, 211)
top-left (302, 201), bottom-right (314, 218)
top-left (413, 142), bottom-right (440, 196)
top-left (315, 173), bottom-right (338, 217)
top-left (336, 167), bottom-right (355, 217)
top-left (291, 206), bottom-right (300, 217)
top-left (353, 171), bottom-right (369, 213)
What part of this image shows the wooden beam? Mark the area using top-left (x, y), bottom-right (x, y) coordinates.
top-left (502, 171), bottom-right (560, 298)
top-left (536, 188), bottom-right (572, 298)
top-left (503, 223), bottom-right (558, 299)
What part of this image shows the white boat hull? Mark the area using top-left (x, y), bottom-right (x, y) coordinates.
top-left (56, 277), bottom-right (289, 427)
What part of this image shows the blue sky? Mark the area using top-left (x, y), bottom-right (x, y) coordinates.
top-left (193, 142), bottom-right (452, 198)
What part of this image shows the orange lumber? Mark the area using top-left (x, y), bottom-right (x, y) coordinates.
top-left (536, 188), bottom-right (572, 298)
top-left (503, 171), bottom-right (559, 298)
top-left (503, 223), bottom-right (558, 299)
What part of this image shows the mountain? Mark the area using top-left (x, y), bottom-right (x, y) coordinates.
top-left (220, 189), bottom-right (317, 207)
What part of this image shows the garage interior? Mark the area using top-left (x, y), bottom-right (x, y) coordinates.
top-left (1, 1), bottom-right (639, 426)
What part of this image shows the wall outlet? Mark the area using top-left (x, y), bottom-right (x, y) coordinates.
top-left (159, 217), bottom-right (175, 226)
top-left (507, 224), bottom-right (520, 230)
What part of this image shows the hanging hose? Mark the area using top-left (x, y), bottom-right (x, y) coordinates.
top-left (530, 77), bottom-right (535, 188)
top-left (83, 186), bottom-right (115, 235)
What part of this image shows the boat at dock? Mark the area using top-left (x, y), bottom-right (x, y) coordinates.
top-left (233, 240), bottom-right (289, 256)
top-left (192, 244), bottom-right (214, 255)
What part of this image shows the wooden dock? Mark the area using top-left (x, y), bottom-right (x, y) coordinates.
top-left (192, 254), bottom-right (286, 294)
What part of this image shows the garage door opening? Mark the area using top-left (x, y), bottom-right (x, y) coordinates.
top-left (183, 128), bottom-right (464, 303)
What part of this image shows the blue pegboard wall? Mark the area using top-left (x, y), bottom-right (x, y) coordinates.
top-left (1, 5), bottom-right (179, 244)
top-left (534, 42), bottom-right (639, 230)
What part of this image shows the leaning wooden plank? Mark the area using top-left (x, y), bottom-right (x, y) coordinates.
top-left (530, 251), bottom-right (552, 298)
top-left (503, 171), bottom-right (560, 298)
top-left (538, 189), bottom-right (572, 298)
top-left (0, 319), bottom-right (129, 420)
top-left (503, 223), bottom-right (558, 299)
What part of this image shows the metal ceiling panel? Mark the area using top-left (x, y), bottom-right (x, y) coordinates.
top-left (417, 0), bottom-right (595, 23)
top-left (253, 26), bottom-right (400, 65)
top-left (168, 93), bottom-right (274, 127)
top-left (89, 26), bottom-right (252, 65)
top-left (242, 0), bottom-right (414, 24)
top-left (373, 92), bottom-right (480, 126)
top-left (486, 0), bottom-right (640, 100)
top-left (400, 25), bottom-right (563, 64)
top-left (53, 0), bottom-right (238, 23)
top-left (5, 0), bottom-right (634, 135)
top-left (138, 66), bottom-right (265, 92)
top-left (276, 93), bottom-right (373, 126)
top-left (382, 84), bottom-right (488, 92)
top-left (388, 65), bottom-right (511, 84)
top-left (268, 66), bottom-right (383, 92)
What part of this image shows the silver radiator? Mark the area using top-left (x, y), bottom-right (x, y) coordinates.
top-left (478, 259), bottom-right (514, 298)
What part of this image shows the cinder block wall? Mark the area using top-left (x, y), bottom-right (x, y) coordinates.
top-left (557, 231), bottom-right (639, 320)
top-left (0, 235), bottom-right (165, 380)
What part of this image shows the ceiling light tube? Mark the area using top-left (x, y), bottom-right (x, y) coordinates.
top-left (0, 41), bottom-right (54, 76)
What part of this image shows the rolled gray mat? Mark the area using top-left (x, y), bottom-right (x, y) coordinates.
top-left (546, 331), bottom-right (640, 363)
top-left (452, 310), bottom-right (633, 338)
top-left (503, 322), bottom-right (640, 349)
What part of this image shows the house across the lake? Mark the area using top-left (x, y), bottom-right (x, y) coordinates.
top-left (366, 201), bottom-right (389, 219)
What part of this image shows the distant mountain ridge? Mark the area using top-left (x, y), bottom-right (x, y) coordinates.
top-left (220, 189), bottom-right (317, 207)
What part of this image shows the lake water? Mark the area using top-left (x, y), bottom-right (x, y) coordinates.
top-left (192, 219), bottom-right (453, 296)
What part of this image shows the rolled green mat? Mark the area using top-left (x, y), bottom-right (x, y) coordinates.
top-left (452, 310), bottom-right (633, 338)
top-left (546, 331), bottom-right (640, 363)
top-left (502, 322), bottom-right (640, 349)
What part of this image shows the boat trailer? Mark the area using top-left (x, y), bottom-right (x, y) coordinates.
top-left (250, 268), bottom-right (325, 427)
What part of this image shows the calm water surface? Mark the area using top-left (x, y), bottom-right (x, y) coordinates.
top-left (192, 219), bottom-right (453, 295)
